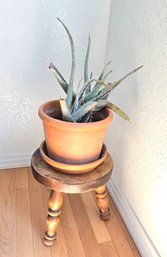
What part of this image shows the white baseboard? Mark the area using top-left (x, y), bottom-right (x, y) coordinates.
top-left (0, 153), bottom-right (31, 169)
top-left (107, 180), bottom-right (161, 257)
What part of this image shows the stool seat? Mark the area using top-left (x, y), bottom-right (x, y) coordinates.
top-left (31, 148), bottom-right (113, 193)
top-left (31, 148), bottom-right (113, 246)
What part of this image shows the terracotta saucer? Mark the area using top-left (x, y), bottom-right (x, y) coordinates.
top-left (40, 140), bottom-right (107, 174)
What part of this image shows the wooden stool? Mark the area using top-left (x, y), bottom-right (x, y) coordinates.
top-left (31, 148), bottom-right (113, 246)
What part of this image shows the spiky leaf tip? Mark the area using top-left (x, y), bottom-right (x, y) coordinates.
top-left (57, 18), bottom-right (75, 108)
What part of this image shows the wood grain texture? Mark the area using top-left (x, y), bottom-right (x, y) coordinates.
top-left (16, 188), bottom-right (33, 257)
top-left (69, 194), bottom-right (102, 257)
top-left (31, 148), bottom-right (112, 193)
top-left (0, 170), bottom-right (16, 257)
top-left (0, 168), bottom-right (141, 257)
top-left (42, 188), bottom-right (69, 257)
top-left (102, 202), bottom-right (136, 257)
top-left (16, 167), bottom-right (28, 189)
top-left (61, 194), bottom-right (86, 257)
top-left (0, 172), bottom-right (3, 229)
top-left (44, 190), bottom-right (63, 246)
top-left (99, 241), bottom-right (119, 257)
top-left (81, 192), bottom-right (111, 243)
top-left (107, 193), bottom-right (141, 255)
top-left (95, 185), bottom-right (110, 221)
top-left (27, 168), bottom-right (52, 257)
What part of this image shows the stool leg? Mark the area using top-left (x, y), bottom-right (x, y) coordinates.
top-left (44, 190), bottom-right (63, 246)
top-left (95, 185), bottom-right (110, 221)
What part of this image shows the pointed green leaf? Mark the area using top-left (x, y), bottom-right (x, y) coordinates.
top-left (49, 62), bottom-right (68, 92)
top-left (93, 61), bottom-right (111, 89)
top-left (92, 88), bottom-right (111, 101)
top-left (72, 78), bottom-right (83, 112)
top-left (84, 35), bottom-right (91, 94)
top-left (96, 100), bottom-right (130, 122)
top-left (101, 69), bottom-right (112, 81)
top-left (80, 112), bottom-right (92, 122)
top-left (84, 80), bottom-right (110, 102)
top-left (59, 99), bottom-right (75, 122)
top-left (108, 65), bottom-right (143, 91)
top-left (72, 79), bottom-right (94, 112)
top-left (98, 61), bottom-right (112, 80)
top-left (57, 18), bottom-right (75, 108)
top-left (49, 62), bottom-right (76, 99)
top-left (72, 101), bottom-right (96, 121)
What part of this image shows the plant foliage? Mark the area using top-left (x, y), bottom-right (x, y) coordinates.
top-left (49, 18), bottom-right (143, 123)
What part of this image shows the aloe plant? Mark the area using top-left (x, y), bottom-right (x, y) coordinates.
top-left (49, 18), bottom-right (143, 123)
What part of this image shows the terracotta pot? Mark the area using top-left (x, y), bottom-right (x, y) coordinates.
top-left (38, 100), bottom-right (113, 164)
top-left (39, 141), bottom-right (108, 174)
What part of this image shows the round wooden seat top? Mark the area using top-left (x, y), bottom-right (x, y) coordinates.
top-left (31, 148), bottom-right (113, 193)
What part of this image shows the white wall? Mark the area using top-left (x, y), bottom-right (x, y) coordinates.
top-left (1, 1), bottom-right (167, 256)
top-left (0, 0), bottom-right (111, 168)
top-left (106, 1), bottom-right (167, 256)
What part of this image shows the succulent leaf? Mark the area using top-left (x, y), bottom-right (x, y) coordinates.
top-left (92, 88), bottom-right (111, 102)
top-left (72, 79), bottom-right (94, 112)
top-left (80, 112), bottom-right (93, 122)
top-left (49, 20), bottom-right (143, 123)
top-left (72, 101), bottom-right (96, 121)
top-left (72, 78), bottom-right (83, 112)
top-left (90, 72), bottom-right (93, 79)
top-left (57, 18), bottom-right (75, 108)
top-left (93, 61), bottom-right (112, 90)
top-left (49, 63), bottom-right (76, 100)
top-left (84, 80), bottom-right (111, 102)
top-left (84, 35), bottom-right (91, 94)
top-left (108, 65), bottom-right (143, 91)
top-left (102, 69), bottom-right (112, 81)
top-left (96, 100), bottom-right (130, 122)
top-left (59, 99), bottom-right (75, 122)
top-left (49, 62), bottom-right (68, 92)
top-left (98, 61), bottom-right (112, 80)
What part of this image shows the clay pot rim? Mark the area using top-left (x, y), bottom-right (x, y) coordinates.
top-left (38, 99), bottom-right (113, 130)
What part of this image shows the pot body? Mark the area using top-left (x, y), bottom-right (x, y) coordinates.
top-left (38, 100), bottom-right (113, 164)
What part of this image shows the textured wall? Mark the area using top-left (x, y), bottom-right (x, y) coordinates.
top-left (0, 0), bottom-right (111, 163)
top-left (106, 0), bottom-right (167, 256)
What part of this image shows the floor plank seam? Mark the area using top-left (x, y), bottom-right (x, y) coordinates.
top-left (67, 193), bottom-right (87, 257)
top-left (0, 168), bottom-right (141, 257)
top-left (27, 169), bottom-right (38, 257)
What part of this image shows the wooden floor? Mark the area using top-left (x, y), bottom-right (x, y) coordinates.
top-left (0, 167), bottom-right (141, 257)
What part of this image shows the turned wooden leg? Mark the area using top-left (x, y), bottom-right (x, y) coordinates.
top-left (44, 190), bottom-right (63, 246)
top-left (95, 185), bottom-right (110, 221)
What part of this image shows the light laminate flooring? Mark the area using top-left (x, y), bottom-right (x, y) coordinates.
top-left (0, 168), bottom-right (141, 257)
